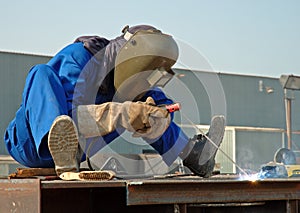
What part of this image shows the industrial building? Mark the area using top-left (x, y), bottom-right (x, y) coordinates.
top-left (1, 51), bottom-right (300, 212)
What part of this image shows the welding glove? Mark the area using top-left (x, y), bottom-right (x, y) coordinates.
top-left (77, 97), bottom-right (171, 140)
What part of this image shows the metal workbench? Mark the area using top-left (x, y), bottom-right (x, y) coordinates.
top-left (0, 176), bottom-right (300, 212)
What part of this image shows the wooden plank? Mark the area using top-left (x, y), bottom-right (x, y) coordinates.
top-left (9, 168), bottom-right (56, 178)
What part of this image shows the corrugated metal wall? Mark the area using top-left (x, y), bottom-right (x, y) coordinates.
top-left (0, 51), bottom-right (51, 155)
top-left (171, 68), bottom-right (300, 129)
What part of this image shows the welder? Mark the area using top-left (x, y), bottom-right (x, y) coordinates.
top-left (4, 24), bottom-right (225, 178)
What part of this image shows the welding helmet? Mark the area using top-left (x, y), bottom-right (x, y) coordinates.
top-left (114, 25), bottom-right (179, 101)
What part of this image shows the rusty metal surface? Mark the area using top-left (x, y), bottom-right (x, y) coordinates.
top-left (2, 176), bottom-right (300, 212)
top-left (126, 178), bottom-right (300, 205)
top-left (0, 178), bottom-right (40, 212)
top-left (41, 179), bottom-right (126, 189)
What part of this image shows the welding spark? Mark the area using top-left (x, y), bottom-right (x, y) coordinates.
top-left (238, 173), bottom-right (260, 183)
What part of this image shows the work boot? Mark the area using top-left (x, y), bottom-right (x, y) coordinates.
top-left (48, 115), bottom-right (80, 176)
top-left (182, 115), bottom-right (225, 178)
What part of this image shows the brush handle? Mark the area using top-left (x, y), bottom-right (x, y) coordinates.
top-left (59, 172), bottom-right (80, 180)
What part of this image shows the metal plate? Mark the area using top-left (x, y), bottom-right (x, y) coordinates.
top-left (0, 179), bottom-right (40, 212)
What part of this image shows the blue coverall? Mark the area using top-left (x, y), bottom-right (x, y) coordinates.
top-left (4, 39), bottom-right (189, 168)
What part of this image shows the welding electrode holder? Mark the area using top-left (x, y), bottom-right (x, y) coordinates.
top-left (158, 103), bottom-right (181, 113)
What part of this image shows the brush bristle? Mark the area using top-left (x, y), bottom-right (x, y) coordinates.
top-left (78, 170), bottom-right (115, 181)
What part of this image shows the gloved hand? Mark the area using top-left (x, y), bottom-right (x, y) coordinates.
top-left (130, 97), bottom-right (171, 139)
top-left (77, 97), bottom-right (171, 139)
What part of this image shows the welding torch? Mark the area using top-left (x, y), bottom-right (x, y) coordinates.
top-left (159, 103), bottom-right (181, 113)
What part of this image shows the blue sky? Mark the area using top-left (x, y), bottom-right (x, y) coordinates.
top-left (1, 0), bottom-right (299, 77)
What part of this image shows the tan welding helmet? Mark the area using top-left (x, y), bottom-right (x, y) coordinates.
top-left (114, 25), bottom-right (179, 101)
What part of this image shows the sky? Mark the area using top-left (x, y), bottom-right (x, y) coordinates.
top-left (1, 0), bottom-right (300, 78)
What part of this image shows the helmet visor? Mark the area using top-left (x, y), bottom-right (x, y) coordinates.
top-left (114, 30), bottom-right (178, 101)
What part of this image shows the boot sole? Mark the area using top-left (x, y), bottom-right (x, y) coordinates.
top-left (198, 115), bottom-right (226, 165)
top-left (48, 115), bottom-right (79, 176)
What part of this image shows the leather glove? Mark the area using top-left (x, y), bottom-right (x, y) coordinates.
top-left (77, 97), bottom-right (171, 139)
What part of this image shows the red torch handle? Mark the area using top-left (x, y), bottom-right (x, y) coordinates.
top-left (163, 103), bottom-right (181, 113)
